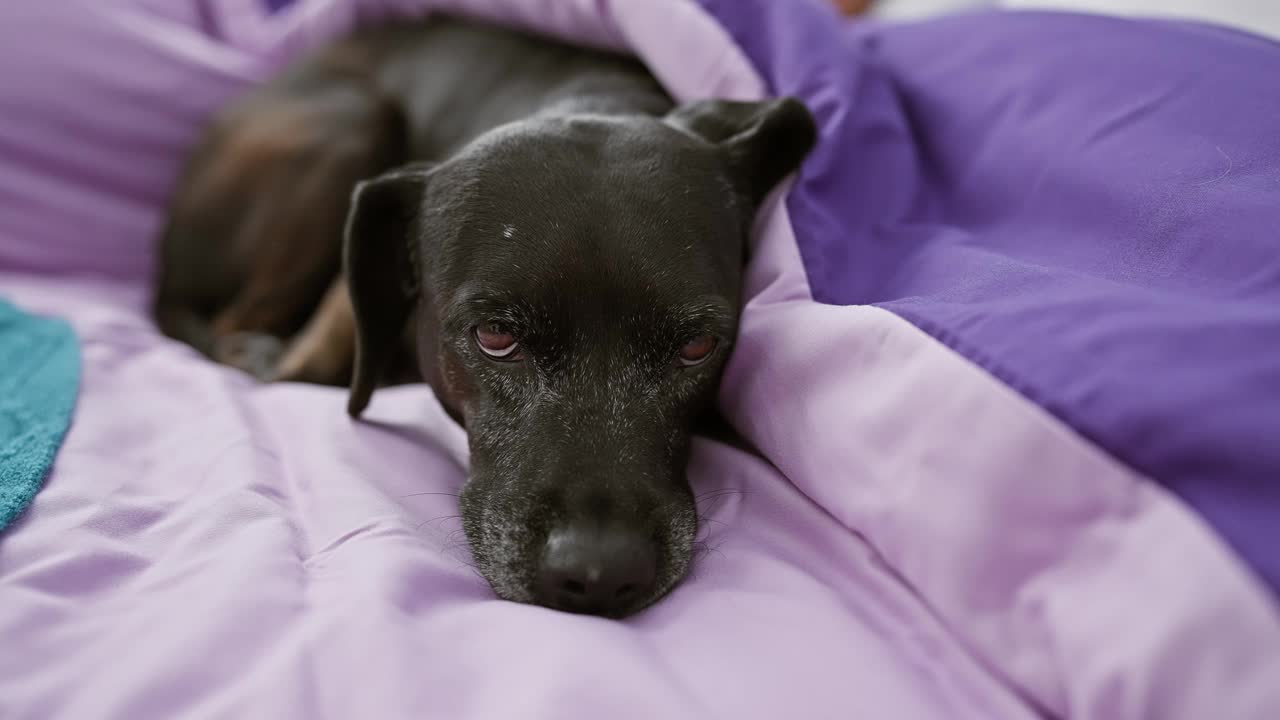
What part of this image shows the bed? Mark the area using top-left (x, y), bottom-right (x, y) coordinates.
top-left (2, 1), bottom-right (1278, 718)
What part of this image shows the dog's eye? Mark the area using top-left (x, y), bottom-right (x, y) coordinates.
top-left (474, 323), bottom-right (521, 361)
top-left (675, 334), bottom-right (717, 367)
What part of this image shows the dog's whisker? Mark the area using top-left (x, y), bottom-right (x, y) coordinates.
top-left (415, 514), bottom-right (463, 533)
top-left (398, 491), bottom-right (461, 499)
top-left (696, 515), bottom-right (730, 529)
top-left (695, 487), bottom-right (748, 498)
top-left (691, 538), bottom-right (726, 562)
top-left (695, 493), bottom-right (745, 518)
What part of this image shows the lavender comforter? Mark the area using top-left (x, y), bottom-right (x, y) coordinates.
top-left (2, 1), bottom-right (1278, 718)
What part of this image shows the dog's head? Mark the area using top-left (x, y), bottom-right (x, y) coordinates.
top-left (344, 98), bottom-right (815, 617)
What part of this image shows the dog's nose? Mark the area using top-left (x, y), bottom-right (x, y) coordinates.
top-left (535, 525), bottom-right (657, 616)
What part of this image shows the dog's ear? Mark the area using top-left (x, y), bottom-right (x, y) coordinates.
top-left (344, 163), bottom-right (434, 418)
top-left (664, 97), bottom-right (817, 206)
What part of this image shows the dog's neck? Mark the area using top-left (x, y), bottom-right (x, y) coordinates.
top-left (536, 70), bottom-right (672, 119)
top-left (359, 18), bottom-right (672, 160)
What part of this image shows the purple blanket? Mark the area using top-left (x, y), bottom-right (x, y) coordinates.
top-left (1, 1), bottom-right (1278, 718)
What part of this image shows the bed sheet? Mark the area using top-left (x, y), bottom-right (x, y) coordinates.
top-left (1, 1), bottom-right (1277, 718)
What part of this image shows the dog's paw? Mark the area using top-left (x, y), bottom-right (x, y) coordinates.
top-left (213, 332), bottom-right (285, 381)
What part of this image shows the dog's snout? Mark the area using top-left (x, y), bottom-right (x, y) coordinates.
top-left (535, 524), bottom-right (657, 616)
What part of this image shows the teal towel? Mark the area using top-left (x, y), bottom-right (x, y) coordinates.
top-left (0, 298), bottom-right (80, 533)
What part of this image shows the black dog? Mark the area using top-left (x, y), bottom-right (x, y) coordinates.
top-left (155, 17), bottom-right (815, 617)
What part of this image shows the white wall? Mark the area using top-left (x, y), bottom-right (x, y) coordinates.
top-left (868, 0), bottom-right (1280, 42)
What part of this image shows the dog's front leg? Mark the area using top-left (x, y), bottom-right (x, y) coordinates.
top-left (269, 276), bottom-right (357, 386)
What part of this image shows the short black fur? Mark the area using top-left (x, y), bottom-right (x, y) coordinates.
top-left (155, 17), bottom-right (816, 618)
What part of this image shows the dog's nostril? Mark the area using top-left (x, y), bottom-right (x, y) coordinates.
top-left (535, 525), bottom-right (658, 616)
